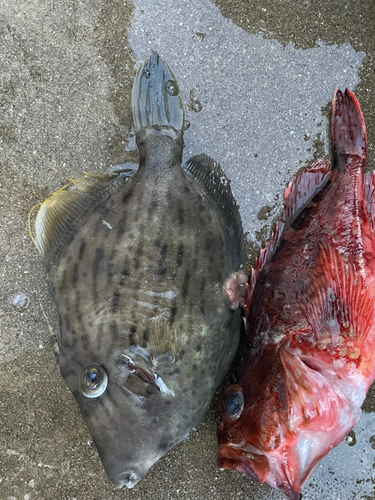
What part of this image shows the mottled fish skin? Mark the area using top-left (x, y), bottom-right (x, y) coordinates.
top-left (218, 90), bottom-right (375, 499)
top-left (33, 53), bottom-right (243, 488)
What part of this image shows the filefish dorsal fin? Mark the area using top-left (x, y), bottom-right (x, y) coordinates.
top-left (184, 154), bottom-right (244, 269)
top-left (31, 169), bottom-right (135, 265)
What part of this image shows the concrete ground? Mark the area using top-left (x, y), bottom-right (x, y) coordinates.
top-left (1, 0), bottom-right (375, 499)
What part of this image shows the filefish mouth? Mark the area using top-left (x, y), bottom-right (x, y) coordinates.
top-left (115, 470), bottom-right (141, 489)
top-left (132, 51), bottom-right (184, 134)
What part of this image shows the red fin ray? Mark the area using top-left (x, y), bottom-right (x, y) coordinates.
top-left (295, 242), bottom-right (374, 366)
top-left (364, 170), bottom-right (375, 232)
top-left (246, 158), bottom-right (331, 314)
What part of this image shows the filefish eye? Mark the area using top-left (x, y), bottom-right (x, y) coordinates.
top-left (222, 385), bottom-right (244, 422)
top-left (143, 69), bottom-right (151, 79)
top-left (81, 365), bottom-right (108, 398)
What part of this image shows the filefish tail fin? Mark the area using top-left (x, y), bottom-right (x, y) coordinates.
top-left (132, 52), bottom-right (184, 135)
top-left (332, 88), bottom-right (367, 159)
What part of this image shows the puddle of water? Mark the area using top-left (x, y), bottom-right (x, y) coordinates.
top-left (303, 412), bottom-right (375, 499)
top-left (129, 0), bottom-right (365, 239)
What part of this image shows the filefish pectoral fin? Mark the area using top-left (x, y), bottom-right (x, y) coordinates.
top-left (184, 154), bottom-right (244, 269)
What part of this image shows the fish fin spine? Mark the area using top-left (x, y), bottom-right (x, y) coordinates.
top-left (246, 158), bottom-right (331, 314)
top-left (364, 170), bottom-right (375, 232)
top-left (297, 242), bottom-right (374, 366)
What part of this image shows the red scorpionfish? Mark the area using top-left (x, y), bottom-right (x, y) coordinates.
top-left (218, 89), bottom-right (375, 499)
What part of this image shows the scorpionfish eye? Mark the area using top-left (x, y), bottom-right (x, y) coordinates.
top-left (81, 365), bottom-right (108, 398)
top-left (221, 385), bottom-right (244, 422)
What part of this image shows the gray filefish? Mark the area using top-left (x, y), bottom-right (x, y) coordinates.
top-left (32, 52), bottom-right (243, 488)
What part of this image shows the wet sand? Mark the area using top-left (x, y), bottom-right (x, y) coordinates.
top-left (1, 1), bottom-right (375, 499)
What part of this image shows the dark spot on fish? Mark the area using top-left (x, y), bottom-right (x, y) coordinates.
top-left (107, 263), bottom-right (114, 284)
top-left (177, 202), bottom-right (184, 225)
top-left (155, 238), bottom-right (161, 247)
top-left (130, 326), bottom-right (137, 334)
top-left (71, 329), bottom-right (77, 337)
top-left (184, 186), bottom-right (190, 194)
top-left (81, 334), bottom-right (88, 343)
top-left (61, 269), bottom-right (67, 290)
top-left (192, 390), bottom-right (196, 396)
top-left (119, 259), bottom-right (130, 285)
top-left (139, 224), bottom-right (145, 235)
top-left (177, 244), bottom-right (184, 266)
top-left (74, 292), bottom-right (82, 322)
top-left (112, 290), bottom-right (121, 312)
top-left (83, 271), bottom-right (87, 278)
top-left (192, 364), bottom-right (197, 371)
top-left (79, 239), bottom-right (86, 260)
top-left (165, 400), bottom-right (171, 406)
top-left (63, 313), bottom-right (70, 332)
top-left (92, 247), bottom-right (104, 281)
top-left (122, 188), bottom-right (134, 205)
top-left (72, 263), bottom-right (79, 286)
top-left (116, 212), bottom-right (127, 238)
top-left (205, 238), bottom-right (212, 251)
top-left (179, 349), bottom-right (185, 358)
top-left (181, 269), bottom-right (190, 301)
top-left (196, 344), bottom-right (202, 352)
top-left (168, 368), bottom-right (180, 376)
top-left (148, 198), bottom-right (158, 216)
top-left (143, 327), bottom-right (150, 344)
top-left (105, 387), bottom-right (111, 397)
top-left (110, 322), bottom-right (119, 341)
top-left (66, 255), bottom-right (72, 264)
top-left (158, 243), bottom-right (168, 277)
top-left (169, 300), bottom-right (177, 325)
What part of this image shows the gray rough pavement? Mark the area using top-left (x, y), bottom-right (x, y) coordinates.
top-left (1, 0), bottom-right (375, 499)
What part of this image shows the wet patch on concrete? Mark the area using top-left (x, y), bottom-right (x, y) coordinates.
top-left (211, 0), bottom-right (375, 169)
top-left (129, 0), bottom-right (365, 240)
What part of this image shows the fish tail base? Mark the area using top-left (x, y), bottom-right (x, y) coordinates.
top-left (132, 52), bottom-right (184, 135)
top-left (332, 88), bottom-right (366, 159)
